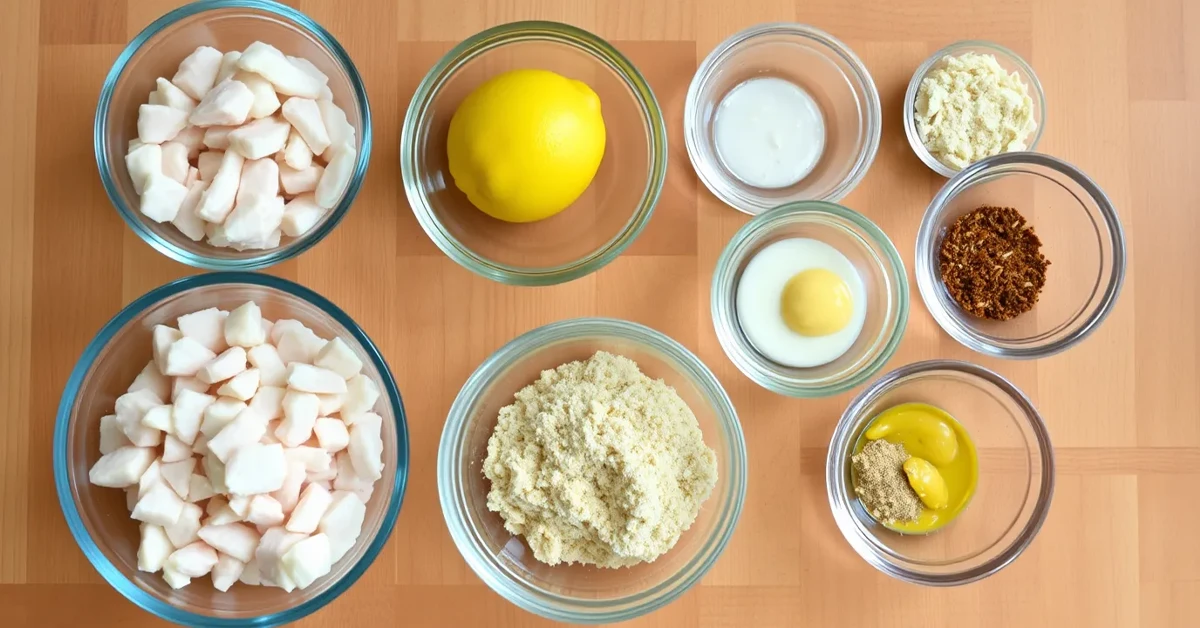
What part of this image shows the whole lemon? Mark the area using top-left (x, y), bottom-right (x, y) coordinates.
top-left (447, 69), bottom-right (606, 223)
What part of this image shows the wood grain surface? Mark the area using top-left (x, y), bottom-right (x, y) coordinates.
top-left (1, 0), bottom-right (1197, 626)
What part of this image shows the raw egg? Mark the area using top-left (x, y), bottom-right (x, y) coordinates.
top-left (736, 238), bottom-right (866, 367)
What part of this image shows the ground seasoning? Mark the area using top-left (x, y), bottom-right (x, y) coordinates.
top-left (938, 206), bottom-right (1049, 320)
top-left (852, 439), bottom-right (922, 524)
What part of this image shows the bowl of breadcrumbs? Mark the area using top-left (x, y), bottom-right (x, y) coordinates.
top-left (437, 318), bottom-right (746, 624)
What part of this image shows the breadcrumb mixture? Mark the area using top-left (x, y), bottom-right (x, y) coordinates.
top-left (483, 351), bottom-right (718, 568)
top-left (915, 52), bottom-right (1036, 170)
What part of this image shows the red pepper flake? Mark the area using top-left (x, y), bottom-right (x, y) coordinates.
top-left (938, 206), bottom-right (1049, 321)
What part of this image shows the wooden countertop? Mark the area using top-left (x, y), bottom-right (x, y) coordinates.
top-left (1, 0), bottom-right (1196, 626)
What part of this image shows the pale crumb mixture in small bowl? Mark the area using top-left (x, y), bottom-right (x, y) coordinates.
top-left (903, 41), bottom-right (1045, 178)
top-left (438, 318), bottom-right (746, 624)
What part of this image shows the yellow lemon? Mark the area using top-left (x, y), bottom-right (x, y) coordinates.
top-left (779, 268), bottom-right (854, 336)
top-left (447, 69), bottom-right (606, 223)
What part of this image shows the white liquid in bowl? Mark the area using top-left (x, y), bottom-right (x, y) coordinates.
top-left (713, 77), bottom-right (826, 189)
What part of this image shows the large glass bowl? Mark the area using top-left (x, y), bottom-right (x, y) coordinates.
top-left (826, 360), bottom-right (1055, 585)
top-left (54, 273), bottom-right (408, 626)
top-left (711, 201), bottom-right (908, 397)
top-left (915, 152), bottom-right (1126, 358)
top-left (95, 0), bottom-right (372, 270)
top-left (438, 318), bottom-right (746, 623)
top-left (401, 22), bottom-right (667, 286)
top-left (684, 23), bottom-right (881, 214)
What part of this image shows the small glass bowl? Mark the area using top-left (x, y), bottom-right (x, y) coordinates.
top-left (54, 272), bottom-right (408, 625)
top-left (438, 318), bottom-right (746, 623)
top-left (402, 22), bottom-right (667, 286)
top-left (711, 201), bottom-right (908, 397)
top-left (826, 360), bottom-right (1055, 585)
top-left (684, 23), bottom-right (881, 215)
top-left (95, 0), bottom-right (372, 270)
top-left (903, 40), bottom-right (1046, 178)
top-left (915, 152), bottom-right (1127, 359)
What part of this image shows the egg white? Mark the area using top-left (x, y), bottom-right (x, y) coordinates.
top-left (735, 238), bottom-right (867, 368)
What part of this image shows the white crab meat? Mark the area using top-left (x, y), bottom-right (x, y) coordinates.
top-left (280, 98), bottom-right (331, 155)
top-left (171, 46), bottom-right (223, 100)
top-left (280, 165), bottom-right (324, 198)
top-left (138, 104), bottom-right (189, 144)
top-left (282, 130), bottom-right (313, 170)
top-left (189, 79), bottom-right (254, 127)
top-left (228, 116), bottom-right (291, 160)
top-left (315, 143), bottom-right (356, 209)
top-left (195, 149), bottom-right (245, 223)
top-left (233, 71), bottom-right (282, 120)
top-left (224, 194), bottom-right (285, 246)
top-left (149, 77), bottom-right (197, 112)
top-left (139, 172), bottom-right (189, 223)
top-left (125, 142), bottom-right (163, 195)
top-left (236, 41), bottom-right (323, 98)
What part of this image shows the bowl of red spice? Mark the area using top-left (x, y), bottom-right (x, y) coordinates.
top-left (915, 152), bottom-right (1126, 359)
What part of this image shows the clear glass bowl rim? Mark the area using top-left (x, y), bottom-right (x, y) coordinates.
top-left (683, 22), bottom-right (883, 214)
top-left (825, 359), bottom-right (1056, 586)
top-left (902, 39), bottom-right (1046, 178)
top-left (53, 271), bottom-right (410, 626)
top-left (914, 151), bottom-right (1128, 359)
top-left (437, 317), bottom-right (747, 623)
top-left (93, 0), bottom-right (374, 271)
top-left (710, 200), bottom-right (910, 397)
top-left (400, 20), bottom-right (668, 286)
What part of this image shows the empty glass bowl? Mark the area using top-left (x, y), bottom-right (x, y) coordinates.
top-left (903, 40), bottom-right (1045, 178)
top-left (402, 22), bottom-right (667, 286)
top-left (711, 201), bottom-right (908, 397)
top-left (95, 0), bottom-right (372, 270)
top-left (915, 152), bottom-right (1127, 358)
top-left (54, 272), bottom-right (408, 625)
top-left (685, 23), bottom-right (881, 214)
top-left (827, 360), bottom-right (1054, 585)
top-left (438, 318), bottom-right (746, 623)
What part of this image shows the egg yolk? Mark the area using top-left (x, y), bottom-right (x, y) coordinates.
top-left (779, 268), bottom-right (853, 336)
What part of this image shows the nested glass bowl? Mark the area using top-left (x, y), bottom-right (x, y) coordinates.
top-left (95, 0), bottom-right (372, 270)
top-left (54, 273), bottom-right (408, 626)
top-left (827, 360), bottom-right (1055, 585)
top-left (903, 40), bottom-right (1045, 178)
top-left (401, 21), bottom-right (667, 286)
top-left (711, 201), bottom-right (908, 397)
top-left (438, 318), bottom-right (746, 623)
top-left (684, 23), bottom-right (881, 214)
top-left (915, 152), bottom-right (1127, 359)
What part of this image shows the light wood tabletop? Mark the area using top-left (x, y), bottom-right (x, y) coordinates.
top-left (1, 0), bottom-right (1197, 626)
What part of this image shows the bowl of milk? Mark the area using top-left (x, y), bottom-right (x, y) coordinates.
top-left (684, 23), bottom-right (881, 215)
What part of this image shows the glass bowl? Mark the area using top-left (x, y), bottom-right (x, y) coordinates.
top-left (53, 272), bottom-right (408, 626)
top-left (915, 152), bottom-right (1127, 359)
top-left (903, 40), bottom-right (1045, 178)
top-left (95, 0), bottom-right (372, 270)
top-left (684, 23), bottom-right (881, 215)
top-left (711, 201), bottom-right (908, 397)
top-left (826, 360), bottom-right (1055, 585)
top-left (438, 318), bottom-right (746, 623)
top-left (401, 22), bottom-right (667, 286)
